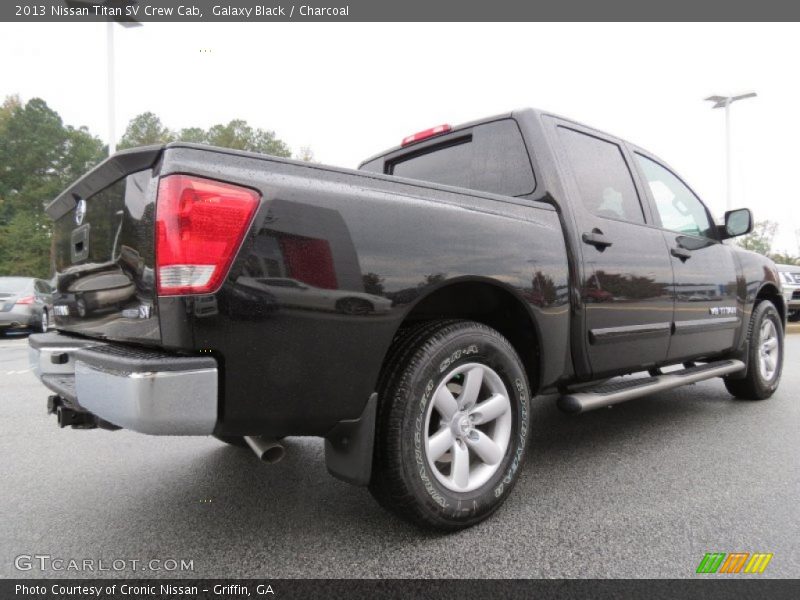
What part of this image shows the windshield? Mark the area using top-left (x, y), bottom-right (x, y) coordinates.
top-left (0, 277), bottom-right (33, 293)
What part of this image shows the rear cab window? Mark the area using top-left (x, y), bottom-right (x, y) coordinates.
top-left (362, 119), bottom-right (536, 197)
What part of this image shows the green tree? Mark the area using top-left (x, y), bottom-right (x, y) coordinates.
top-left (205, 119), bottom-right (291, 156)
top-left (296, 145), bottom-right (315, 162)
top-left (737, 220), bottom-right (777, 256)
top-left (120, 113), bottom-right (292, 157)
top-left (117, 111), bottom-right (174, 149)
top-left (0, 95), bottom-right (20, 129)
top-left (769, 252), bottom-right (800, 266)
top-left (362, 272), bottom-right (385, 295)
top-left (176, 127), bottom-right (207, 144)
top-left (0, 96), bottom-right (105, 277)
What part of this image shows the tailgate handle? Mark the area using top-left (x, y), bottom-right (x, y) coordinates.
top-left (70, 224), bottom-right (90, 263)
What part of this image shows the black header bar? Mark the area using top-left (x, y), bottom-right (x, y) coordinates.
top-left (4, 579), bottom-right (800, 600)
top-left (3, 0), bottom-right (800, 22)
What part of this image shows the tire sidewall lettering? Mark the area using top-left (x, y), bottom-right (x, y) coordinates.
top-left (411, 339), bottom-right (529, 514)
top-left (414, 377), bottom-right (447, 508)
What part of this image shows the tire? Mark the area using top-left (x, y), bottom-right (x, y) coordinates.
top-left (369, 320), bottom-right (530, 530)
top-left (40, 309), bottom-right (49, 333)
top-left (789, 311), bottom-right (800, 323)
top-left (724, 301), bottom-right (783, 400)
top-left (336, 297), bottom-right (373, 315)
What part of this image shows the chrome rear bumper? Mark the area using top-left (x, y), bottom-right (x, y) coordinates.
top-left (28, 332), bottom-right (218, 435)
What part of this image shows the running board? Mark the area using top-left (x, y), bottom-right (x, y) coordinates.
top-left (557, 359), bottom-right (745, 414)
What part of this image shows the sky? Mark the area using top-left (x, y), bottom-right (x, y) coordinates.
top-left (1, 22), bottom-right (798, 253)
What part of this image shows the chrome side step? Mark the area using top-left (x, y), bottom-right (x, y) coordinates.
top-left (557, 359), bottom-right (745, 414)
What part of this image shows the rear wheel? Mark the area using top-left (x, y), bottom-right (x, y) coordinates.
top-left (370, 320), bottom-right (530, 530)
top-left (336, 297), bottom-right (373, 315)
top-left (724, 301), bottom-right (783, 400)
top-left (40, 309), bottom-right (49, 333)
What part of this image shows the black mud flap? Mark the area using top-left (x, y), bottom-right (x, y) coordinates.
top-left (324, 393), bottom-right (377, 486)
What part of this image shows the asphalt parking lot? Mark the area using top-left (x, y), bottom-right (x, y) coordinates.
top-left (1, 333), bottom-right (798, 579)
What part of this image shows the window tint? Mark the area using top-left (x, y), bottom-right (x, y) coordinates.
top-left (0, 277), bottom-right (31, 293)
top-left (635, 154), bottom-right (713, 238)
top-left (387, 119), bottom-right (535, 197)
top-left (393, 140), bottom-right (472, 187)
top-left (557, 127), bottom-right (645, 224)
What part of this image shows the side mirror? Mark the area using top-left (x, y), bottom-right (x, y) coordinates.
top-left (722, 208), bottom-right (753, 239)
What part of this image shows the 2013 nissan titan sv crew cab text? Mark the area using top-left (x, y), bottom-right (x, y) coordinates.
top-left (29, 109), bottom-right (785, 530)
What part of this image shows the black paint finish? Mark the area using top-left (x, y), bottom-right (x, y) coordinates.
top-left (158, 144), bottom-right (570, 435)
top-left (44, 109), bottom-right (782, 438)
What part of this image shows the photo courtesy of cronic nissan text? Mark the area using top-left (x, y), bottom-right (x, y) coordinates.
top-left (0, 1), bottom-right (798, 599)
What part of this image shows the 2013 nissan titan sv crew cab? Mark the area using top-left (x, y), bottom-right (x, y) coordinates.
top-left (29, 109), bottom-right (785, 530)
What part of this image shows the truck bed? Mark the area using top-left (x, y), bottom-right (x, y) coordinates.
top-left (45, 142), bottom-right (570, 436)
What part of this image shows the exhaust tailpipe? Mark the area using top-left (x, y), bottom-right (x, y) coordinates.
top-left (244, 435), bottom-right (285, 464)
top-left (56, 405), bottom-right (97, 429)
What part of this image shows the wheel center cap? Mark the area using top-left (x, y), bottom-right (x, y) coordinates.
top-left (453, 415), bottom-right (472, 438)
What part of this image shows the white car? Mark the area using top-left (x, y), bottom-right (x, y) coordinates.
top-left (236, 277), bottom-right (392, 315)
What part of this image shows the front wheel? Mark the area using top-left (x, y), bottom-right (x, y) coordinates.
top-left (369, 320), bottom-right (530, 530)
top-left (724, 301), bottom-right (783, 400)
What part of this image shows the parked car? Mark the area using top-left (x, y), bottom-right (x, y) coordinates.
top-left (29, 109), bottom-right (785, 530)
top-left (0, 277), bottom-right (52, 335)
top-left (237, 277), bottom-right (393, 315)
top-left (776, 264), bottom-right (800, 322)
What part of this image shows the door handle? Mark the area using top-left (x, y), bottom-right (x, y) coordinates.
top-left (582, 229), bottom-right (613, 250)
top-left (671, 247), bottom-right (692, 261)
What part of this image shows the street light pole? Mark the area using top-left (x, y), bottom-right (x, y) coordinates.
top-left (64, 1), bottom-right (142, 156)
top-left (705, 92), bottom-right (757, 212)
top-left (107, 21), bottom-right (116, 155)
top-left (724, 98), bottom-right (731, 212)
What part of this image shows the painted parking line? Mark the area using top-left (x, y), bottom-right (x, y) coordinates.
top-left (3, 368), bottom-right (32, 375)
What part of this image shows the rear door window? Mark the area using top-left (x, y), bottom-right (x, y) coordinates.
top-left (386, 119), bottom-right (535, 197)
top-left (557, 126), bottom-right (645, 224)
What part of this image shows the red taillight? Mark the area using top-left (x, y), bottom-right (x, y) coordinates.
top-left (15, 295), bottom-right (34, 305)
top-left (156, 174), bottom-right (260, 296)
top-left (401, 124), bottom-right (452, 147)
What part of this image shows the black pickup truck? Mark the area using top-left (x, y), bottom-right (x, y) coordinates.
top-left (29, 109), bottom-right (785, 530)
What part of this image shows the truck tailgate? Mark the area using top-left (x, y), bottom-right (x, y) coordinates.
top-left (46, 146), bottom-right (163, 344)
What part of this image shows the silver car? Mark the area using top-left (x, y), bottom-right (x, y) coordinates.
top-left (776, 264), bottom-right (800, 322)
top-left (0, 277), bottom-right (53, 335)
